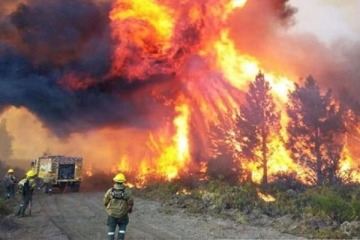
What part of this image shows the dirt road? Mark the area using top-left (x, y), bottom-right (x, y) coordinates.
top-left (0, 191), bottom-right (306, 240)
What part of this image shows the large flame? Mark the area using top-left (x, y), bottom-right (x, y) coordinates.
top-left (2, 0), bottom-right (360, 187)
top-left (105, 0), bottom-right (301, 184)
top-left (57, 0), bottom-right (360, 185)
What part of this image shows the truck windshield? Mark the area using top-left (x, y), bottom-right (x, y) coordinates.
top-left (58, 164), bottom-right (75, 180)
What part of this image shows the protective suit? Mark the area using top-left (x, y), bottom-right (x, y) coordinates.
top-left (17, 170), bottom-right (37, 217)
top-left (103, 173), bottom-right (134, 240)
top-left (3, 169), bottom-right (17, 198)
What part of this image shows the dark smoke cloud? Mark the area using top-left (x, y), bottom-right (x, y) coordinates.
top-left (0, 0), bottom-right (112, 73)
top-left (0, 42), bottom-right (166, 136)
top-left (0, 0), bottom-right (176, 136)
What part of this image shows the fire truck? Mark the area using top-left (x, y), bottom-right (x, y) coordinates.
top-left (31, 154), bottom-right (83, 192)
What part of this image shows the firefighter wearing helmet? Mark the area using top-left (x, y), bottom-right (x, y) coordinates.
top-left (2, 168), bottom-right (17, 198)
top-left (103, 173), bottom-right (134, 240)
top-left (41, 170), bottom-right (54, 194)
top-left (17, 169), bottom-right (37, 217)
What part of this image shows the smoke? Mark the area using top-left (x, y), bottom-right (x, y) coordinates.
top-left (227, 0), bottom-right (360, 104)
top-left (1, 0), bottom-right (359, 138)
top-left (0, 0), bottom-right (178, 136)
top-left (1, 0), bottom-right (111, 68)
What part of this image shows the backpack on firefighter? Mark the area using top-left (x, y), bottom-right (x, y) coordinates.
top-left (110, 188), bottom-right (125, 200)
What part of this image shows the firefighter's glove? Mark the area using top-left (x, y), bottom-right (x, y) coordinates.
top-left (128, 206), bottom-right (133, 213)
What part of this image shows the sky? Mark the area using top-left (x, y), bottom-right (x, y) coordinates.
top-left (290, 0), bottom-right (360, 44)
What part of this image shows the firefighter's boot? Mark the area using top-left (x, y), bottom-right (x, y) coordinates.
top-left (117, 230), bottom-right (125, 240)
top-left (17, 204), bottom-right (25, 217)
top-left (107, 232), bottom-right (115, 240)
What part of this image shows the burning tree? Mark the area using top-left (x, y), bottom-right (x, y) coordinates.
top-left (333, 89), bottom-right (360, 182)
top-left (286, 76), bottom-right (345, 185)
top-left (236, 72), bottom-right (281, 185)
top-left (2, 0), bottom-right (360, 188)
top-left (208, 110), bottom-right (241, 183)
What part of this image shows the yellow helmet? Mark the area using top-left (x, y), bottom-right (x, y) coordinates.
top-left (26, 169), bottom-right (37, 178)
top-left (113, 173), bottom-right (126, 183)
top-left (8, 169), bottom-right (14, 173)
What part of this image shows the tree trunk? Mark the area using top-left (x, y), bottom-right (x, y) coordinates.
top-left (315, 126), bottom-right (323, 185)
top-left (261, 129), bottom-right (268, 185)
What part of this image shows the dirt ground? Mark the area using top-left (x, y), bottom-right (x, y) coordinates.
top-left (0, 191), bottom-right (306, 240)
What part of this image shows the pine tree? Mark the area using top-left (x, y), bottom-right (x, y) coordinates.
top-left (286, 76), bottom-right (344, 185)
top-left (236, 72), bottom-right (280, 185)
top-left (208, 110), bottom-right (241, 183)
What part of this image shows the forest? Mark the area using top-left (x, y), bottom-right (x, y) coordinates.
top-left (2, 73), bottom-right (360, 238)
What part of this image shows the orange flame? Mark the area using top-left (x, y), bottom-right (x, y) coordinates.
top-left (154, 99), bottom-right (190, 180)
top-left (109, 0), bottom-right (175, 79)
top-left (85, 165), bottom-right (93, 177)
top-left (258, 191), bottom-right (276, 202)
top-left (76, 0), bottom-right (360, 186)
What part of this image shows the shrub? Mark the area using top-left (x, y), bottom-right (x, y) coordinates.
top-left (140, 181), bottom-right (183, 202)
top-left (203, 180), bottom-right (259, 212)
top-left (305, 187), bottom-right (357, 223)
top-left (266, 190), bottom-right (303, 216)
top-left (270, 172), bottom-right (307, 192)
top-left (350, 200), bottom-right (360, 220)
top-left (313, 229), bottom-right (350, 239)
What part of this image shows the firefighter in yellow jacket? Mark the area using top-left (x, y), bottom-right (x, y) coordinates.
top-left (103, 173), bottom-right (134, 240)
top-left (17, 170), bottom-right (37, 217)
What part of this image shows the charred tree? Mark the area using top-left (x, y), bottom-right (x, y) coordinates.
top-left (286, 76), bottom-right (345, 185)
top-left (236, 73), bottom-right (280, 185)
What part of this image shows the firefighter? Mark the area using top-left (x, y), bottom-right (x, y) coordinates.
top-left (42, 170), bottom-right (54, 194)
top-left (3, 168), bottom-right (17, 198)
top-left (103, 173), bottom-right (134, 240)
top-left (17, 169), bottom-right (37, 217)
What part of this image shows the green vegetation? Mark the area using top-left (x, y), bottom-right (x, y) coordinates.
top-left (137, 179), bottom-right (360, 238)
top-left (305, 186), bottom-right (360, 222)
